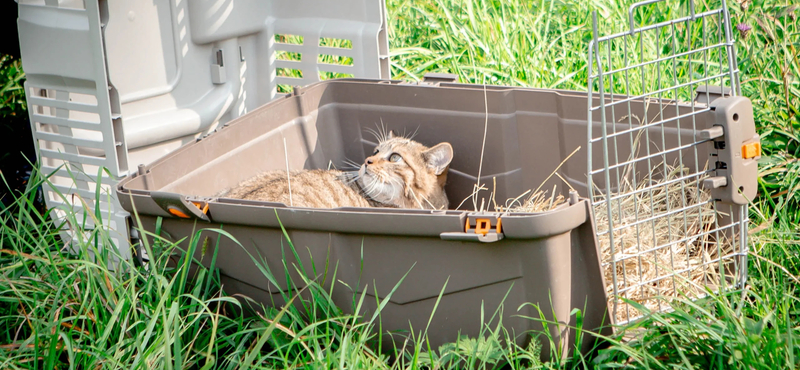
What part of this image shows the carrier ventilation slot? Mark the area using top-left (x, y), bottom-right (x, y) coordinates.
top-left (272, 32), bottom-right (360, 95)
top-left (28, 84), bottom-right (128, 250)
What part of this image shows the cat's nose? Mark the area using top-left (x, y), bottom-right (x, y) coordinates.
top-left (366, 157), bottom-right (374, 165)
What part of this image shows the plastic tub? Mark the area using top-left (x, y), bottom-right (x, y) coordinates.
top-left (117, 77), bottom-right (729, 357)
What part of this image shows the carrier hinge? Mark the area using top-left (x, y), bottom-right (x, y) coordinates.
top-left (128, 223), bottom-right (146, 267)
top-left (440, 212), bottom-right (505, 243)
top-left (694, 85), bottom-right (731, 105)
top-left (150, 191), bottom-right (213, 222)
top-left (211, 48), bottom-right (226, 85)
top-left (700, 96), bottom-right (761, 205)
top-left (421, 73), bottom-right (458, 86)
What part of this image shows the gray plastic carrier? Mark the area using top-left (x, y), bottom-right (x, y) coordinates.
top-left (118, 79), bottom-right (614, 356)
top-left (21, 0), bottom-right (757, 359)
top-left (117, 76), bottom-right (759, 357)
top-left (18, 0), bottom-right (389, 253)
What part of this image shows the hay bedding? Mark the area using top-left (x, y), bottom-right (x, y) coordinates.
top-left (501, 162), bottom-right (735, 324)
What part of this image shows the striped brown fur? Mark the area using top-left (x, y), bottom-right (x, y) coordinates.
top-left (218, 169), bottom-right (373, 208)
top-left (218, 131), bottom-right (454, 209)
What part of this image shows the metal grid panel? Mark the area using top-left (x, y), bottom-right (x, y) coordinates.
top-left (586, 0), bottom-right (747, 324)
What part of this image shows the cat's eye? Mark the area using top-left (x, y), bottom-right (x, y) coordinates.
top-left (373, 148), bottom-right (379, 155)
top-left (389, 153), bottom-right (402, 162)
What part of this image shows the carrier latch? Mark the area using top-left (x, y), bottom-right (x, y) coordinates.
top-left (421, 73), bottom-right (458, 86)
top-left (700, 95), bottom-right (761, 205)
top-left (150, 191), bottom-right (212, 222)
top-left (440, 212), bottom-right (505, 243)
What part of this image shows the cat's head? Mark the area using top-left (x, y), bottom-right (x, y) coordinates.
top-left (356, 130), bottom-right (454, 210)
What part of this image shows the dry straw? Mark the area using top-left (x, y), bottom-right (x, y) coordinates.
top-left (467, 81), bottom-right (736, 322)
top-left (505, 159), bottom-right (735, 323)
top-left (591, 162), bottom-right (735, 323)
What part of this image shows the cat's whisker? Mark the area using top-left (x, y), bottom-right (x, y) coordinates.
top-left (341, 160), bottom-right (362, 171)
top-left (385, 177), bottom-right (405, 202)
top-left (378, 118), bottom-right (388, 142)
top-left (366, 122), bottom-right (385, 143)
top-left (369, 186), bottom-right (381, 199)
top-left (364, 127), bottom-right (382, 143)
top-left (387, 187), bottom-right (398, 202)
top-left (341, 172), bottom-right (360, 183)
top-left (408, 125), bottom-right (421, 141)
top-left (342, 172), bottom-right (359, 182)
top-left (364, 177), bottom-right (380, 197)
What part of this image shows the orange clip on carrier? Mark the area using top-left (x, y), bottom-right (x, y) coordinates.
top-left (741, 142), bottom-right (761, 159)
top-left (168, 207), bottom-right (190, 218)
top-left (192, 201), bottom-right (210, 215)
top-left (474, 218), bottom-right (491, 236)
top-left (168, 202), bottom-right (209, 219)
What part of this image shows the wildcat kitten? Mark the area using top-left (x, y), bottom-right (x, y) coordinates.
top-left (218, 131), bottom-right (454, 210)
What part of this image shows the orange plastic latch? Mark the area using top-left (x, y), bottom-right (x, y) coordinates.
top-left (168, 207), bottom-right (190, 219)
top-left (474, 218), bottom-right (491, 236)
top-left (192, 201), bottom-right (209, 215)
top-left (742, 142), bottom-right (761, 159)
top-left (495, 217), bottom-right (502, 234)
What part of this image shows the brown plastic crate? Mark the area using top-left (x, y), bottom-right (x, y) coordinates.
top-left (116, 78), bottom-right (736, 358)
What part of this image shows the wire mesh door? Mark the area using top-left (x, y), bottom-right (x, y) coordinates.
top-left (586, 0), bottom-right (750, 324)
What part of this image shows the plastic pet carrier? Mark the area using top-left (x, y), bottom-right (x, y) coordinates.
top-left (119, 78), bottom-right (614, 356)
top-left (118, 28), bottom-right (758, 355)
top-left (118, 0), bottom-right (759, 356)
top-left (23, 0), bottom-right (757, 359)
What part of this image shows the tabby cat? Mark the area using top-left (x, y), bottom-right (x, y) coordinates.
top-left (218, 131), bottom-right (454, 210)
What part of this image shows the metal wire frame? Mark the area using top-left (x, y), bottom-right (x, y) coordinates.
top-left (586, 0), bottom-right (748, 324)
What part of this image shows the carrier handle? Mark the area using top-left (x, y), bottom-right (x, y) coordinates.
top-left (629, 0), bottom-right (695, 34)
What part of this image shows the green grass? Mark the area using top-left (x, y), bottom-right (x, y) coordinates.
top-left (2, 0), bottom-right (800, 368)
top-left (0, 170), bottom-right (549, 369)
top-left (275, 34), bottom-right (356, 92)
top-left (0, 56), bottom-right (25, 119)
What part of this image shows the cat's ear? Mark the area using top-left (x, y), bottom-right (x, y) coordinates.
top-left (423, 143), bottom-right (454, 175)
top-left (387, 130), bottom-right (397, 139)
